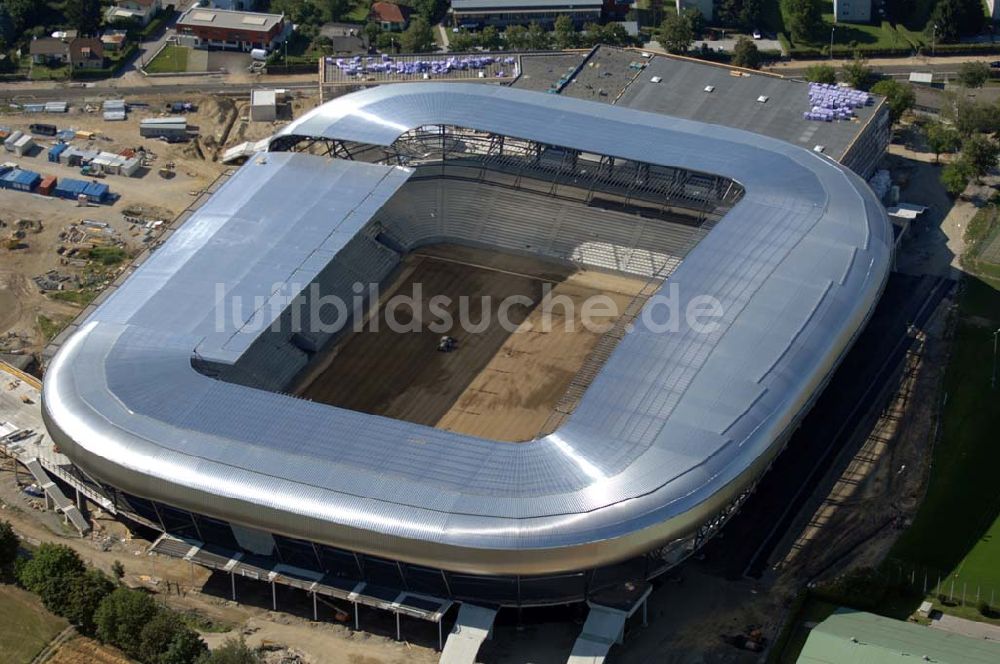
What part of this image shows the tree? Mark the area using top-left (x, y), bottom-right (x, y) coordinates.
top-left (202, 637), bottom-right (262, 664)
top-left (683, 8), bottom-right (705, 37)
top-left (871, 79), bottom-right (915, 124)
top-left (554, 15), bottom-right (577, 49)
top-left (526, 22), bottom-right (550, 50)
top-left (805, 63), bottom-right (837, 84)
top-left (94, 588), bottom-right (160, 659)
top-left (0, 4), bottom-right (16, 50)
top-left (63, 0), bottom-right (104, 36)
top-left (595, 22), bottom-right (630, 46)
top-left (479, 25), bottom-right (501, 51)
top-left (162, 629), bottom-right (208, 664)
top-left (781, 0), bottom-right (823, 44)
top-left (957, 61), bottom-right (991, 89)
top-left (363, 21), bottom-right (381, 46)
top-left (659, 11), bottom-right (694, 54)
top-left (841, 52), bottom-right (873, 90)
top-left (0, 521), bottom-right (17, 577)
top-left (17, 543), bottom-right (87, 614)
top-left (398, 17), bottom-right (435, 53)
top-left (941, 159), bottom-right (973, 195)
top-left (961, 135), bottom-right (999, 179)
top-left (138, 610), bottom-right (200, 664)
top-left (929, 0), bottom-right (984, 44)
top-left (924, 122), bottom-right (961, 163)
top-left (410, 0), bottom-right (442, 23)
top-left (739, 0), bottom-right (763, 30)
top-left (5, 0), bottom-right (37, 34)
top-left (375, 32), bottom-right (396, 52)
top-left (731, 36), bottom-right (761, 69)
top-left (448, 30), bottom-right (476, 52)
top-left (321, 0), bottom-right (351, 22)
top-left (63, 570), bottom-right (114, 635)
top-left (504, 25), bottom-right (529, 50)
top-left (948, 99), bottom-right (1000, 137)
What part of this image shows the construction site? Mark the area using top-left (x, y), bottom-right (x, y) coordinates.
top-left (0, 47), bottom-right (985, 664)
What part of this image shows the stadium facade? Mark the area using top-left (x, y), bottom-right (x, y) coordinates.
top-left (42, 84), bottom-right (893, 607)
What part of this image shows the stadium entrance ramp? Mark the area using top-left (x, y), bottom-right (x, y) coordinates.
top-left (568, 585), bottom-right (652, 663)
top-left (439, 603), bottom-right (498, 664)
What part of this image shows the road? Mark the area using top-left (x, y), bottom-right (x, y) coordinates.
top-left (0, 78), bottom-right (319, 102)
top-left (767, 54), bottom-right (1000, 82)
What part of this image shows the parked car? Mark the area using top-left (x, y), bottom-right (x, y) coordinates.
top-left (752, 30), bottom-right (762, 40)
top-left (990, 61), bottom-right (1000, 69)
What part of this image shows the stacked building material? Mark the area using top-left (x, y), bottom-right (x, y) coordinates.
top-left (803, 83), bottom-right (872, 122)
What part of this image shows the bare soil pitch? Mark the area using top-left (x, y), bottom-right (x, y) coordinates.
top-left (295, 244), bottom-right (647, 442)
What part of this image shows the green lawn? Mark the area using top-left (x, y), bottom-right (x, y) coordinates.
top-left (47, 289), bottom-right (98, 307)
top-left (888, 278), bottom-right (1000, 592)
top-left (36, 314), bottom-right (72, 342)
top-left (768, 0), bottom-right (927, 50)
top-left (29, 62), bottom-right (70, 81)
top-left (144, 45), bottom-right (189, 73)
top-left (0, 585), bottom-right (68, 664)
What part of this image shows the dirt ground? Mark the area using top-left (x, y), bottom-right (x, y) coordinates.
top-left (295, 244), bottom-right (647, 442)
top-left (774, 306), bottom-right (951, 583)
top-left (47, 635), bottom-right (132, 664)
top-left (0, 92), bottom-right (326, 356)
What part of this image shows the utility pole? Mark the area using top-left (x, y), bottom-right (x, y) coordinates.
top-left (830, 26), bottom-right (836, 60)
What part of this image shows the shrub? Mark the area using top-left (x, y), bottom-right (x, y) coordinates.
top-left (138, 610), bottom-right (204, 664)
top-left (17, 543), bottom-right (87, 614)
top-left (94, 587), bottom-right (159, 659)
top-left (62, 570), bottom-right (114, 635)
top-left (0, 520), bottom-right (18, 577)
top-left (201, 636), bottom-right (262, 664)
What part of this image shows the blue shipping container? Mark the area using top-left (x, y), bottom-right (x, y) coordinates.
top-left (82, 181), bottom-right (110, 203)
top-left (0, 169), bottom-right (41, 192)
top-left (53, 177), bottom-right (89, 199)
top-left (48, 142), bottom-right (69, 162)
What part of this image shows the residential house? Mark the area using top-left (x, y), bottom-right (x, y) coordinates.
top-left (319, 23), bottom-right (368, 54)
top-left (69, 38), bottom-right (105, 70)
top-left (29, 38), bottom-right (70, 66)
top-left (107, 0), bottom-right (163, 27)
top-left (175, 7), bottom-right (290, 51)
top-left (101, 30), bottom-right (128, 53)
top-left (370, 2), bottom-right (410, 31)
top-left (833, 0), bottom-right (871, 23)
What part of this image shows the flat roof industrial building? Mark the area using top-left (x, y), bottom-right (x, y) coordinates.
top-left (513, 47), bottom-right (890, 178)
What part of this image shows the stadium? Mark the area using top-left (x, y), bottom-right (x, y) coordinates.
top-left (41, 84), bottom-right (893, 615)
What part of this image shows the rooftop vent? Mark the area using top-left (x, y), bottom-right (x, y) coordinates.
top-left (650, 76), bottom-right (662, 83)
top-left (757, 95), bottom-right (769, 103)
top-left (704, 85), bottom-right (715, 93)
top-left (813, 145), bottom-right (825, 153)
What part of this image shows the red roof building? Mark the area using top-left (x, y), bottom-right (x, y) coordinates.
top-left (370, 2), bottom-right (410, 31)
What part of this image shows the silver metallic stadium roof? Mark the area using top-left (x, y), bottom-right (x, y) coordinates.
top-left (43, 84), bottom-right (892, 575)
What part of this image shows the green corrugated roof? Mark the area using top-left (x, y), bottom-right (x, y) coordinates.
top-left (798, 608), bottom-right (1000, 664)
